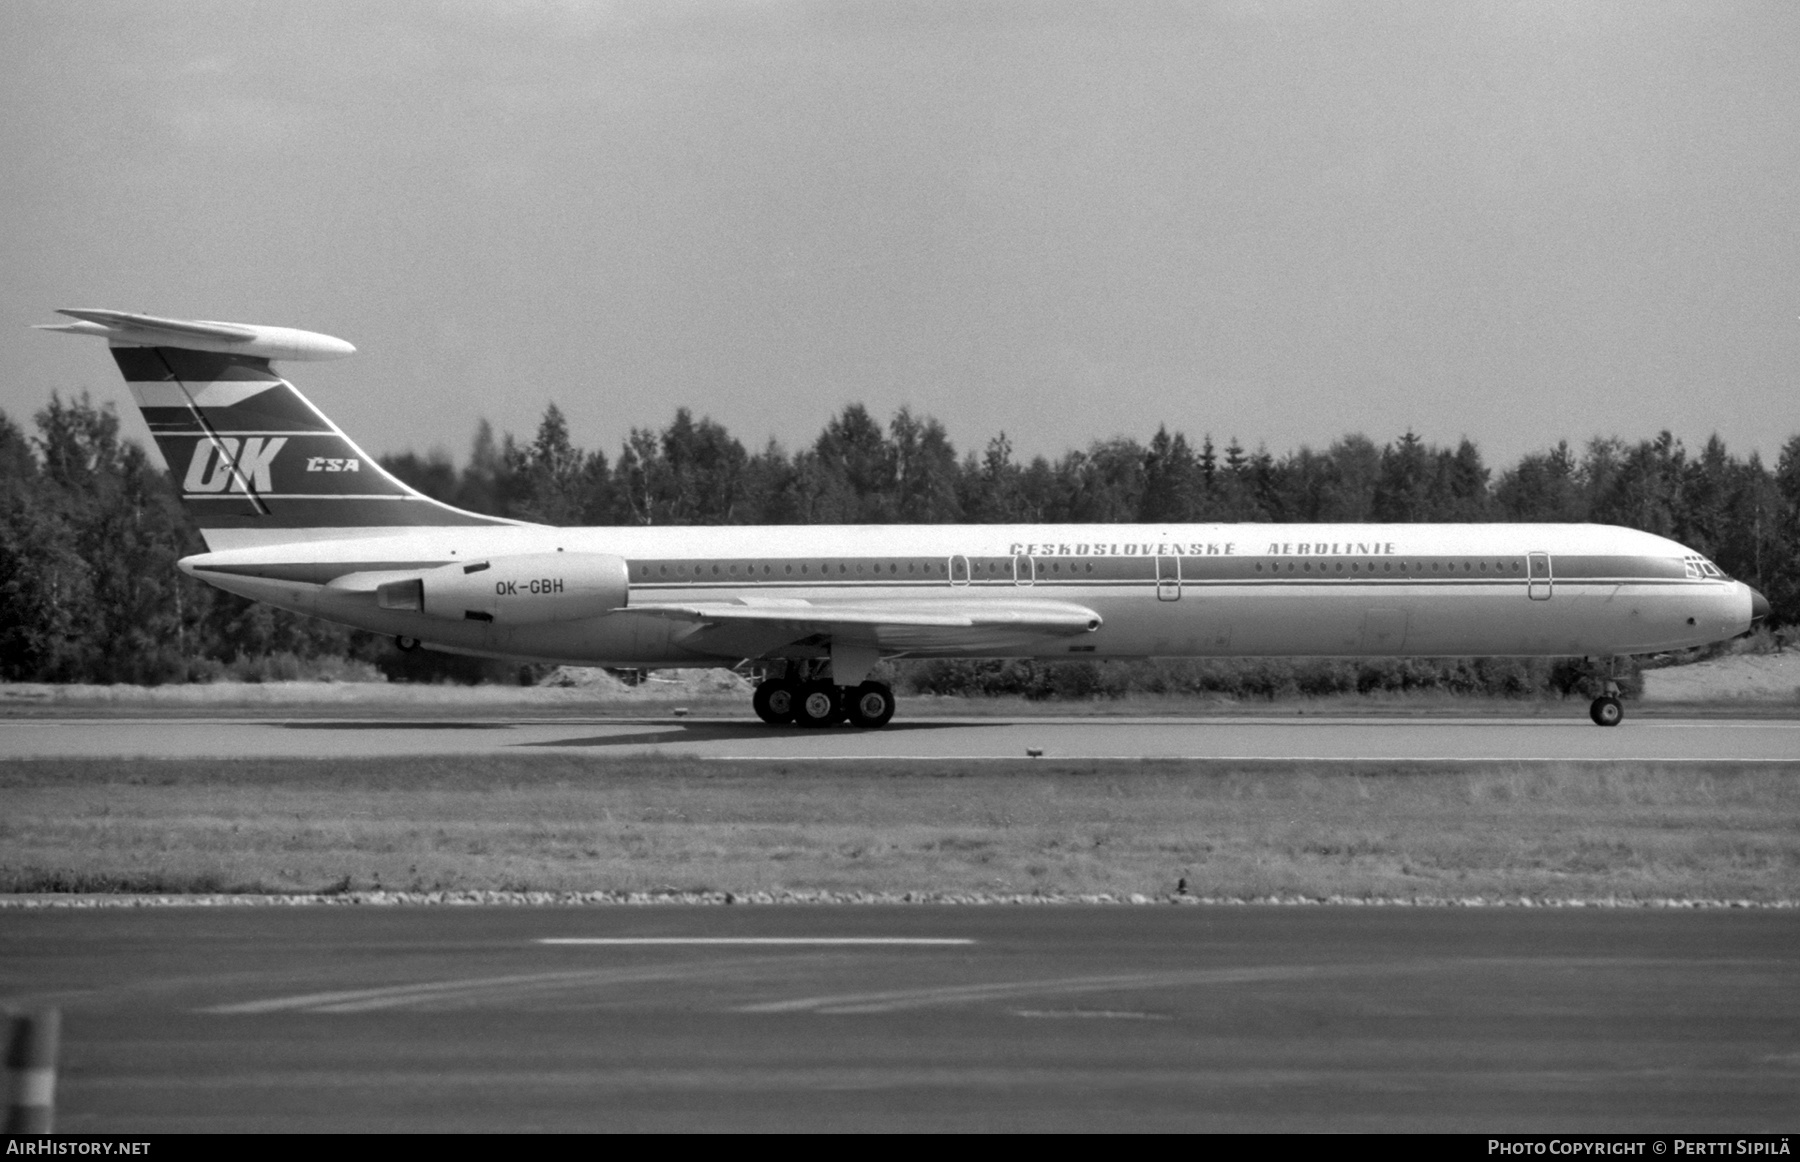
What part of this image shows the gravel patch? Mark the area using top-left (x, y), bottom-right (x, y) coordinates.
top-left (1641, 652), bottom-right (1800, 702)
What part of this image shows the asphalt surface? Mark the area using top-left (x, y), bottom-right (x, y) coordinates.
top-left (2, 713), bottom-right (1797, 761)
top-left (3, 905), bottom-right (1796, 1131)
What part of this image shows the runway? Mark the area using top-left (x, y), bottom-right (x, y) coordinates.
top-left (2, 712), bottom-right (1797, 761)
top-left (4, 904), bottom-right (1795, 1131)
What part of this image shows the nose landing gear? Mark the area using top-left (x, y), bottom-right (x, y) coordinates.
top-left (1586, 656), bottom-right (1625, 727)
top-left (1589, 694), bottom-right (1623, 727)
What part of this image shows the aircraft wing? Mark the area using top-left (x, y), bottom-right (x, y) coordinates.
top-left (626, 597), bottom-right (1103, 657)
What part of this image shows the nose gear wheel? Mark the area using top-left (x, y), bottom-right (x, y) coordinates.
top-left (1589, 695), bottom-right (1623, 727)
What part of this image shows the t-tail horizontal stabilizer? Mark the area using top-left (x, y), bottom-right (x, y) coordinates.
top-left (36, 308), bottom-right (521, 549)
top-left (35, 309), bottom-right (358, 361)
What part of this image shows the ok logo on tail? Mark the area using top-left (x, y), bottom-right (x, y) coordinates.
top-left (182, 437), bottom-right (288, 494)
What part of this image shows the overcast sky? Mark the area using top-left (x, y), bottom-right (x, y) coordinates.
top-left (5, 0), bottom-right (1797, 472)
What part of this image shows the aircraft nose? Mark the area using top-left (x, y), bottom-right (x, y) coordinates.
top-left (1749, 586), bottom-right (1771, 622)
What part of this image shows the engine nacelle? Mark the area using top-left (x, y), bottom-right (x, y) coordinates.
top-left (377, 552), bottom-right (629, 625)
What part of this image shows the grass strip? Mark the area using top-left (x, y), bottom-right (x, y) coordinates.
top-left (3, 755), bottom-right (1797, 902)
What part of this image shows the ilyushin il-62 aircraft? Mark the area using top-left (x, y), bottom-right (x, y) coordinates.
top-left (41, 309), bottom-right (1769, 729)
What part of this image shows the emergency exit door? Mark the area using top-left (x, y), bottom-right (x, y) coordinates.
top-left (1527, 552), bottom-right (1552, 600)
top-left (1155, 555), bottom-right (1181, 601)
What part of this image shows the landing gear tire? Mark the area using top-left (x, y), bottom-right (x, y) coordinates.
top-left (845, 681), bottom-right (896, 729)
top-left (1589, 695), bottom-right (1624, 727)
top-left (752, 679), bottom-right (797, 725)
top-left (395, 636), bottom-right (420, 652)
top-left (792, 682), bottom-right (842, 728)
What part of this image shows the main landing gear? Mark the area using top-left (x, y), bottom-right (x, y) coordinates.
top-left (751, 664), bottom-right (896, 730)
top-left (1586, 656), bottom-right (1624, 727)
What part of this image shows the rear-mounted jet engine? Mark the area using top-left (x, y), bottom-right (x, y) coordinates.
top-left (377, 552), bottom-right (628, 624)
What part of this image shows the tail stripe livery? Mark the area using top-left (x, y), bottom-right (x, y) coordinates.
top-left (40, 311), bottom-right (517, 549)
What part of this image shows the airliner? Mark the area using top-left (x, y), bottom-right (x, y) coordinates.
top-left (38, 309), bottom-right (1768, 729)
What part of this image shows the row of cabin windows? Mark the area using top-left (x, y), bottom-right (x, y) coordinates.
top-left (1254, 559), bottom-right (1524, 575)
top-left (635, 560), bottom-right (1104, 578)
top-left (643, 561), bottom-right (950, 578)
top-left (634, 558), bottom-right (1526, 579)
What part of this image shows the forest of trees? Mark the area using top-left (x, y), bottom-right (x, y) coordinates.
top-left (2, 389), bottom-right (1796, 690)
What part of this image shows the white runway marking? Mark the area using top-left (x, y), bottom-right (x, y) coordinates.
top-left (538, 937), bottom-right (975, 946)
top-left (739, 967), bottom-right (1329, 1014)
top-left (737, 957), bottom-right (1693, 1015)
top-left (204, 961), bottom-right (761, 1014)
top-left (1012, 1009), bottom-right (1172, 1020)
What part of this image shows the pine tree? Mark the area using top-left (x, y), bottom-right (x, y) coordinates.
top-left (1139, 426), bottom-right (1197, 523)
top-left (1223, 437), bottom-right (1248, 475)
top-left (890, 408), bottom-right (962, 523)
top-left (1373, 430), bottom-right (1432, 521)
top-left (506, 402), bottom-right (603, 526)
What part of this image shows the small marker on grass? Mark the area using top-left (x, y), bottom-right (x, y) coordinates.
top-left (4, 1009), bottom-right (58, 1133)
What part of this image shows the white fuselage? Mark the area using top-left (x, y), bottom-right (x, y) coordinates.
top-left (181, 521), bottom-right (1755, 667)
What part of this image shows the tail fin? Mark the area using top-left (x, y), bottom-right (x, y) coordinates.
top-left (37, 310), bottom-right (519, 550)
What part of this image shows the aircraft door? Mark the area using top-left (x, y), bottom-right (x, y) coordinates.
top-left (1013, 553), bottom-right (1036, 586)
top-left (1155, 555), bottom-right (1181, 601)
top-left (949, 554), bottom-right (971, 586)
top-left (1527, 552), bottom-right (1552, 601)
